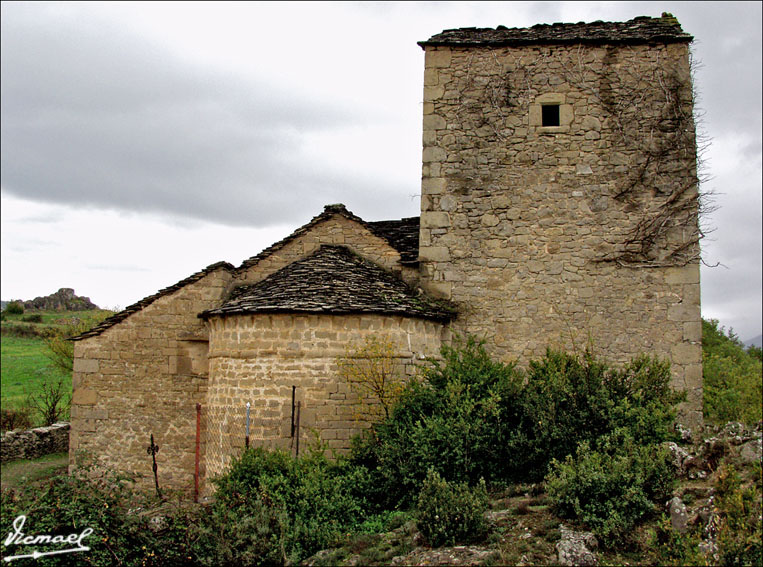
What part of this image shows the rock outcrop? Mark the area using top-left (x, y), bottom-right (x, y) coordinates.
top-left (19, 288), bottom-right (98, 311)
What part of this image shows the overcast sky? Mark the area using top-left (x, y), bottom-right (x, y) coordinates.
top-left (1, 1), bottom-right (761, 341)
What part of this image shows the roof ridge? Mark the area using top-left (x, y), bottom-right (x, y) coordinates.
top-left (418, 15), bottom-right (692, 48)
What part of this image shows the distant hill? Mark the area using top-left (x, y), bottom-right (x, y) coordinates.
top-left (5, 288), bottom-right (99, 312)
top-left (745, 334), bottom-right (763, 348)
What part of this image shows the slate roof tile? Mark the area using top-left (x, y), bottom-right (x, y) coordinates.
top-left (201, 245), bottom-right (455, 322)
top-left (419, 15), bottom-right (692, 48)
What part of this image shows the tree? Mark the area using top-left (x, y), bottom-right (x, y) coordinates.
top-left (336, 335), bottom-right (405, 422)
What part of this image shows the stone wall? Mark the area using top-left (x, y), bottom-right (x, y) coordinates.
top-left (418, 41), bottom-right (702, 428)
top-left (70, 266), bottom-right (232, 493)
top-left (1, 422), bottom-right (70, 462)
top-left (204, 313), bottom-right (447, 482)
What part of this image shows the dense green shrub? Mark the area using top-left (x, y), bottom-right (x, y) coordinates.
top-left (545, 431), bottom-right (675, 546)
top-left (21, 313), bottom-right (43, 323)
top-left (415, 469), bottom-right (488, 547)
top-left (351, 336), bottom-right (523, 506)
top-left (511, 351), bottom-right (681, 479)
top-left (206, 446), bottom-right (371, 564)
top-left (0, 464), bottom-right (199, 566)
top-left (702, 319), bottom-right (762, 425)
top-left (352, 338), bottom-right (681, 507)
top-left (4, 301), bottom-right (24, 315)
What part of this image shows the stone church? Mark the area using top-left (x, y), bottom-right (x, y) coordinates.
top-left (71, 15), bottom-right (702, 492)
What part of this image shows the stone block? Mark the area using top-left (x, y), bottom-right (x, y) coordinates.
top-left (419, 246), bottom-right (451, 262)
top-left (671, 342), bottom-right (701, 365)
top-left (73, 358), bottom-right (99, 373)
top-left (667, 303), bottom-right (700, 322)
top-left (421, 212), bottom-right (450, 228)
top-left (665, 265), bottom-right (700, 284)
top-left (426, 48), bottom-right (452, 68)
top-left (73, 389), bottom-right (98, 405)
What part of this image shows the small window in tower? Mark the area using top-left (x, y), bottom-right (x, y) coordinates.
top-left (542, 104), bottom-right (560, 127)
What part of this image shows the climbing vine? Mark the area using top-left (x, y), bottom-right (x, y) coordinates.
top-left (447, 43), bottom-right (710, 268)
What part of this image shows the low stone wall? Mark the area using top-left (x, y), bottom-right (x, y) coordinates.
top-left (1, 422), bottom-right (70, 462)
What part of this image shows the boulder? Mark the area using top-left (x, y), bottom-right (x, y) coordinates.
top-left (667, 497), bottom-right (688, 533)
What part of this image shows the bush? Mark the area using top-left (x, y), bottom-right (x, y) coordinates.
top-left (352, 339), bottom-right (681, 506)
top-left (351, 336), bottom-right (523, 506)
top-left (702, 319), bottom-right (762, 425)
top-left (26, 374), bottom-right (71, 425)
top-left (0, 406), bottom-right (34, 432)
top-left (21, 313), bottom-right (43, 323)
top-left (206, 446), bottom-right (371, 564)
top-left (4, 301), bottom-right (24, 315)
top-left (415, 469), bottom-right (488, 547)
top-left (0, 463), bottom-right (199, 566)
top-left (545, 431), bottom-right (675, 547)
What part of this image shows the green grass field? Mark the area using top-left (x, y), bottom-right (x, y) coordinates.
top-left (1, 309), bottom-right (111, 426)
top-left (0, 335), bottom-right (69, 409)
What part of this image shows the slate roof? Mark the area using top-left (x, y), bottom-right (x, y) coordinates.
top-left (71, 261), bottom-right (235, 341)
top-left (200, 245), bottom-right (455, 322)
top-left (367, 217), bottom-right (419, 264)
top-left (418, 15), bottom-right (692, 48)
top-left (238, 204), bottom-right (419, 272)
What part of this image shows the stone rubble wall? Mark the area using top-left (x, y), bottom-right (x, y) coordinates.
top-left (1, 422), bottom-right (70, 462)
top-left (70, 266), bottom-right (233, 494)
top-left (204, 313), bottom-right (447, 483)
top-left (418, 41), bottom-right (702, 428)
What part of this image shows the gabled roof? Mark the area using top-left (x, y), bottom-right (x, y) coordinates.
top-left (72, 261), bottom-right (235, 341)
top-left (72, 204), bottom-right (422, 341)
top-left (200, 245), bottom-right (455, 323)
top-left (238, 204), bottom-right (419, 272)
top-left (418, 15), bottom-right (692, 48)
top-left (367, 217), bottom-right (419, 264)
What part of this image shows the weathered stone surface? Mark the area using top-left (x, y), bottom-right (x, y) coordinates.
top-left (739, 438), bottom-right (762, 464)
top-left (667, 497), bottom-right (689, 533)
top-left (557, 525), bottom-right (598, 566)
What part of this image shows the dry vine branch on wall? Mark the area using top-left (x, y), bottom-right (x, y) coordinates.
top-left (447, 44), bottom-right (706, 269)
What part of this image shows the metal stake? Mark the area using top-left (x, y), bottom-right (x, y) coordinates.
top-left (291, 386), bottom-right (296, 438)
top-left (147, 433), bottom-right (162, 498)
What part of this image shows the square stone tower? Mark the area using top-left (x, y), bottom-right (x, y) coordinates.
top-left (417, 16), bottom-right (702, 428)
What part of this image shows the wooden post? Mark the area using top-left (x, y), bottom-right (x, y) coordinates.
top-left (194, 403), bottom-right (201, 503)
top-left (245, 402), bottom-right (251, 449)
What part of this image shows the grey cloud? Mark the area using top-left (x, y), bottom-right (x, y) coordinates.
top-left (1, 6), bottom-right (402, 227)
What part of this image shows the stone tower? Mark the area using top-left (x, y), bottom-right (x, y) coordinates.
top-left (417, 16), bottom-right (702, 427)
